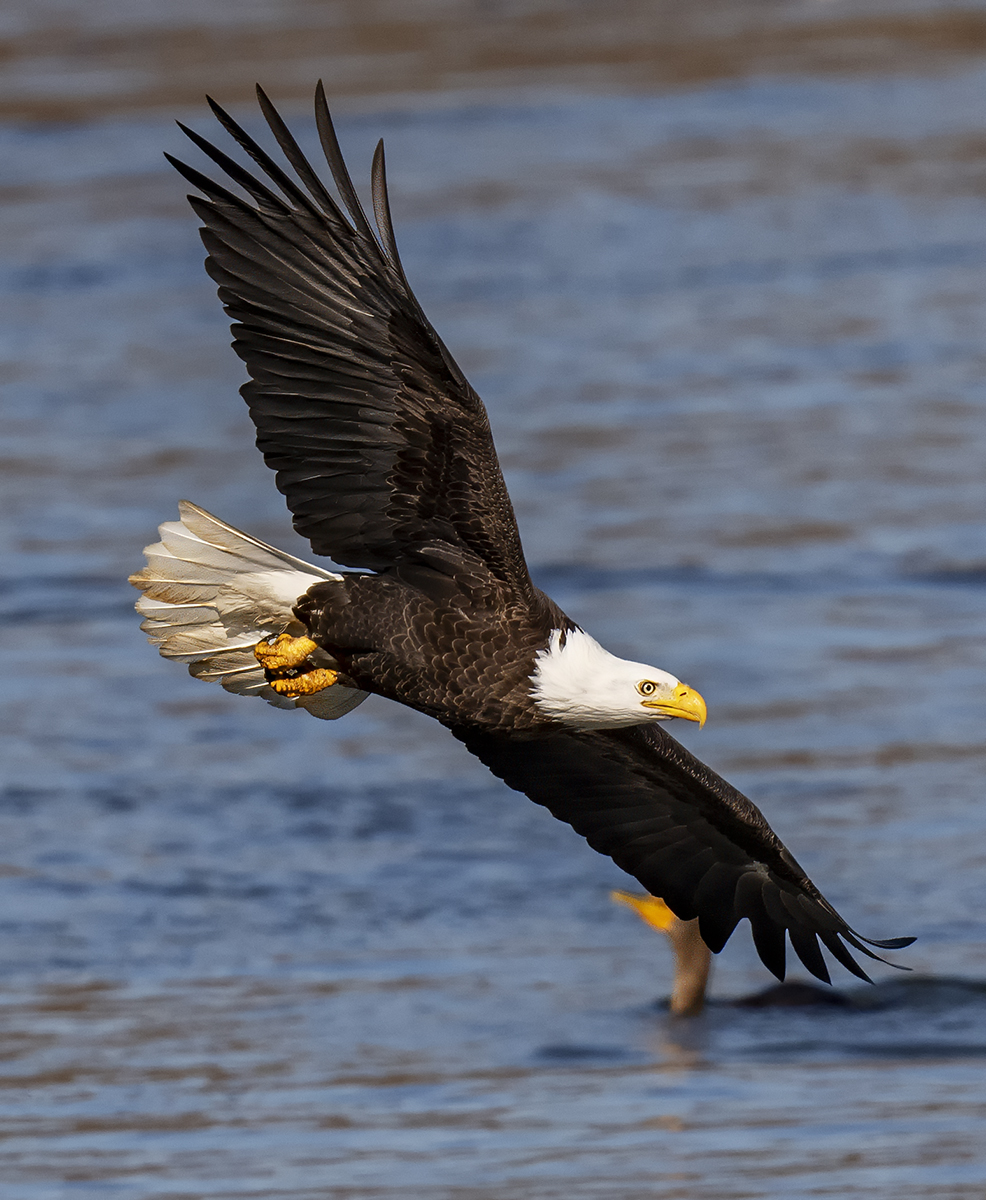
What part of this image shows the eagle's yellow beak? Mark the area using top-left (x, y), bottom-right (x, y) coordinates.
top-left (641, 682), bottom-right (707, 727)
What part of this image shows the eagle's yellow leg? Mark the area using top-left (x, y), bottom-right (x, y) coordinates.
top-left (255, 633), bottom-right (342, 697)
top-left (268, 668), bottom-right (340, 697)
top-left (254, 633), bottom-right (320, 672)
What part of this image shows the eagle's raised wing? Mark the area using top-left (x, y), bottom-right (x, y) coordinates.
top-left (453, 722), bottom-right (912, 982)
top-left (168, 84), bottom-right (532, 598)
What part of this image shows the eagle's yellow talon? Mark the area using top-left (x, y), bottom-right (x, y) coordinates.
top-left (268, 668), bottom-right (340, 697)
top-left (254, 633), bottom-right (320, 672)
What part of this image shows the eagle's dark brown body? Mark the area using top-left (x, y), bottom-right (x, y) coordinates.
top-left (133, 84), bottom-right (916, 987)
top-left (296, 566), bottom-right (573, 733)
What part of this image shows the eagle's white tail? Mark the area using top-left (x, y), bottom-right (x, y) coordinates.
top-left (129, 501), bottom-right (368, 721)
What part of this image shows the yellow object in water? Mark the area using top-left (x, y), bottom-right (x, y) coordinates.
top-left (613, 890), bottom-right (712, 1017)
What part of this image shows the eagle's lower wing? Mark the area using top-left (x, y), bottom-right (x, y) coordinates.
top-left (167, 85), bottom-right (532, 598)
top-left (453, 722), bottom-right (912, 983)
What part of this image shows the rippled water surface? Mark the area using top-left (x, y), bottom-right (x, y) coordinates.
top-left (4, 2), bottom-right (986, 1196)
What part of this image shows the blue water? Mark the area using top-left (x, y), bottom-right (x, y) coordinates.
top-left (4, 6), bottom-right (986, 1195)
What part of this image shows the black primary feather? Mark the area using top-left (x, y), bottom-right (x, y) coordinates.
top-left (171, 83), bottom-right (533, 598)
top-left (452, 722), bottom-right (914, 983)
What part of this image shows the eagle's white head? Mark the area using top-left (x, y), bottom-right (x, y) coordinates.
top-left (530, 627), bottom-right (707, 731)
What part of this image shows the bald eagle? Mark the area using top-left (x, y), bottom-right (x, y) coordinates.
top-left (130, 84), bottom-right (912, 986)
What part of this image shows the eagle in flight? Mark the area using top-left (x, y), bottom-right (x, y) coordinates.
top-left (131, 85), bottom-right (912, 986)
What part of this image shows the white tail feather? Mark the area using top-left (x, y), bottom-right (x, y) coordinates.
top-left (130, 501), bottom-right (369, 721)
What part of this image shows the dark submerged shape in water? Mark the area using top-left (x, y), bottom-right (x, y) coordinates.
top-left (139, 84), bottom-right (912, 987)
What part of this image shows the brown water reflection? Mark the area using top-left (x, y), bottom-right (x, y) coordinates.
top-left (3, 972), bottom-right (986, 1199)
top-left (6, 0), bottom-right (986, 120)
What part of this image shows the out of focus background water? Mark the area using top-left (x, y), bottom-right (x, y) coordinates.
top-left (4, 1), bottom-right (986, 1196)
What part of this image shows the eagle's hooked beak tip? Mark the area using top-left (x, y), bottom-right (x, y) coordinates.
top-left (642, 682), bottom-right (707, 727)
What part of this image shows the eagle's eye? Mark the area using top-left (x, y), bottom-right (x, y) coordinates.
top-left (637, 680), bottom-right (658, 697)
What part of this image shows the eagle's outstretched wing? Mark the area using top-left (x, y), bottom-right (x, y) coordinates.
top-left (168, 84), bottom-right (532, 598)
top-left (453, 722), bottom-right (913, 982)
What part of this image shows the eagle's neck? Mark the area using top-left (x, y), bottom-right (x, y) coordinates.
top-left (528, 627), bottom-right (643, 730)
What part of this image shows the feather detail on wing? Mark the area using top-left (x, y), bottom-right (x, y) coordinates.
top-left (167, 84), bottom-right (533, 603)
top-left (452, 722), bottom-right (913, 984)
top-left (129, 500), bottom-right (369, 720)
